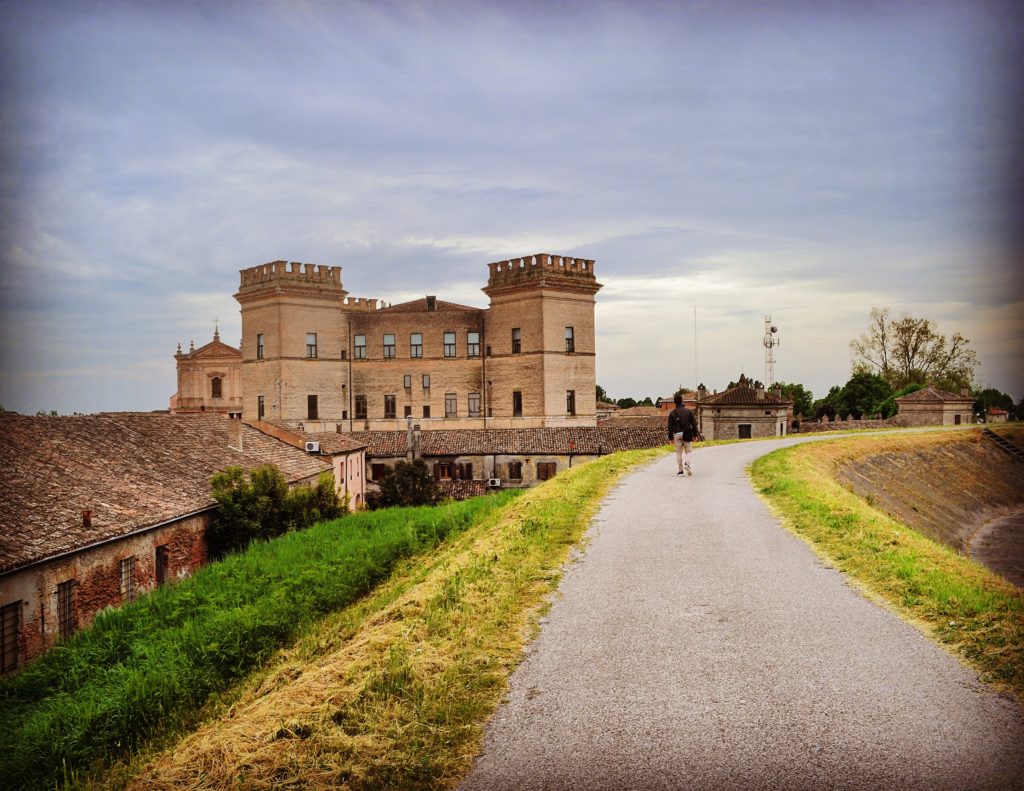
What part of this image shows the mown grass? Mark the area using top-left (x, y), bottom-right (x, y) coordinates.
top-left (751, 433), bottom-right (1024, 700)
top-left (0, 492), bottom-right (521, 791)
top-left (125, 447), bottom-right (665, 790)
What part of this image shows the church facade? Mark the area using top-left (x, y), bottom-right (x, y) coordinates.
top-left (233, 253), bottom-right (602, 432)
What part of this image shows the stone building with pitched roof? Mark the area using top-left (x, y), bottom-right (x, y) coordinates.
top-left (895, 385), bottom-right (975, 426)
top-left (696, 375), bottom-right (793, 441)
top-left (0, 413), bottom-right (330, 673)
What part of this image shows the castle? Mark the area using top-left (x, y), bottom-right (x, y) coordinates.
top-left (181, 253), bottom-right (603, 431)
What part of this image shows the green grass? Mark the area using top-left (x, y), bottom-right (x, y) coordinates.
top-left (124, 447), bottom-right (666, 790)
top-left (0, 492), bottom-right (521, 791)
top-left (751, 436), bottom-right (1024, 699)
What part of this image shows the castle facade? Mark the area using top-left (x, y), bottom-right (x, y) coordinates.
top-left (233, 253), bottom-right (602, 432)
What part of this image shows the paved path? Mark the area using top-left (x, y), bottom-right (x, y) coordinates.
top-left (461, 438), bottom-right (1024, 791)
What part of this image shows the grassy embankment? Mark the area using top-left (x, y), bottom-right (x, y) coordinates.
top-left (751, 428), bottom-right (1024, 701)
top-left (0, 492), bottom-right (522, 790)
top-left (119, 446), bottom-right (665, 790)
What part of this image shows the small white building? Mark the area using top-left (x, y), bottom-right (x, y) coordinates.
top-left (895, 386), bottom-right (975, 426)
top-left (697, 376), bottom-right (792, 441)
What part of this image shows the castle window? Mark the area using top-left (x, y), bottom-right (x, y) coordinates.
top-left (404, 405), bottom-right (412, 418)
top-left (383, 334), bottom-right (396, 359)
top-left (306, 333), bottom-right (318, 358)
top-left (739, 424), bottom-right (752, 439)
top-left (444, 332), bottom-right (456, 358)
top-left (404, 374), bottom-right (412, 389)
top-left (507, 461), bottom-right (523, 480)
top-left (211, 377), bottom-right (222, 399)
top-left (256, 334), bottom-right (264, 360)
top-left (355, 395), bottom-right (367, 420)
top-left (467, 332), bottom-right (480, 358)
top-left (567, 389), bottom-right (576, 416)
top-left (1, 600), bottom-right (20, 673)
top-left (436, 462), bottom-right (454, 480)
top-left (468, 392), bottom-right (481, 417)
top-left (565, 326), bottom-right (575, 353)
top-left (513, 390), bottom-right (523, 417)
top-left (423, 405), bottom-right (431, 418)
top-left (384, 394), bottom-right (396, 419)
top-left (57, 580), bottom-right (76, 639)
top-left (354, 335), bottom-right (366, 359)
top-left (307, 395), bottom-right (319, 420)
top-left (537, 462), bottom-right (557, 481)
top-left (511, 328), bottom-right (521, 354)
top-left (445, 393), bottom-right (457, 417)
top-left (120, 556), bottom-right (136, 603)
top-left (257, 395), bottom-right (265, 420)
top-left (410, 333), bottom-right (423, 358)
top-left (155, 545), bottom-right (170, 586)
top-left (422, 374), bottom-right (430, 389)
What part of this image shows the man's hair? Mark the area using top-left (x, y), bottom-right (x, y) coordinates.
top-left (673, 394), bottom-right (682, 406)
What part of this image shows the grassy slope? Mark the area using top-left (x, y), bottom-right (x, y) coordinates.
top-left (123, 447), bottom-right (665, 790)
top-left (751, 429), bottom-right (1024, 701)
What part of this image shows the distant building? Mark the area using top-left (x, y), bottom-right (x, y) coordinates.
top-left (987, 407), bottom-right (1009, 424)
top-left (895, 386), bottom-right (975, 426)
top-left (697, 375), bottom-right (792, 441)
top-left (233, 254), bottom-right (602, 432)
top-left (170, 327), bottom-right (243, 416)
top-left (0, 413), bottom-right (329, 673)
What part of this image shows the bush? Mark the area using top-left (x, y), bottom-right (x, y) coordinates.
top-left (208, 466), bottom-right (343, 556)
top-left (366, 459), bottom-right (442, 509)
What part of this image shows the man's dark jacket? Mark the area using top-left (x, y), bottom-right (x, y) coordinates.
top-left (668, 405), bottom-right (698, 441)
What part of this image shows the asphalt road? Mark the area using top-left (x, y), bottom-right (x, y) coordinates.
top-left (460, 438), bottom-right (1024, 791)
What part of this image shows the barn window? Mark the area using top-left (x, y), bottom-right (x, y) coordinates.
top-left (384, 395), bottom-right (397, 419)
top-left (120, 556), bottom-right (137, 602)
top-left (355, 395), bottom-right (367, 420)
top-left (738, 424), bottom-right (752, 439)
top-left (155, 545), bottom-right (170, 586)
top-left (444, 332), bottom-right (456, 358)
top-left (57, 580), bottom-right (76, 638)
top-left (537, 462), bottom-right (557, 481)
top-left (354, 335), bottom-right (366, 359)
top-left (2, 601), bottom-right (21, 672)
top-left (445, 393), bottom-right (457, 417)
top-left (507, 461), bottom-right (523, 480)
top-left (468, 392), bottom-right (481, 417)
top-left (383, 334), bottom-right (396, 358)
top-left (467, 331), bottom-right (480, 358)
top-left (410, 333), bottom-right (423, 358)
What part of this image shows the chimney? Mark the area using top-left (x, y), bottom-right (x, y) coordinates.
top-left (82, 510), bottom-right (92, 528)
top-left (697, 384), bottom-right (707, 402)
top-left (426, 295), bottom-right (437, 311)
top-left (960, 386), bottom-right (969, 396)
top-left (227, 414), bottom-right (243, 452)
top-left (756, 387), bottom-right (765, 401)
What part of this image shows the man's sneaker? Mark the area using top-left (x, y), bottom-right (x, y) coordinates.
top-left (685, 463), bottom-right (692, 476)
top-left (677, 469), bottom-right (686, 476)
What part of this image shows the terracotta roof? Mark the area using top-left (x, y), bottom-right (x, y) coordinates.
top-left (598, 415), bottom-right (664, 430)
top-left (895, 386), bottom-right (974, 403)
top-left (375, 297), bottom-right (482, 314)
top-left (596, 401), bottom-right (620, 410)
top-left (613, 406), bottom-right (663, 417)
top-left (0, 413), bottom-right (331, 575)
top-left (700, 383), bottom-right (791, 406)
top-left (349, 426), bottom-right (667, 458)
top-left (300, 431), bottom-right (367, 454)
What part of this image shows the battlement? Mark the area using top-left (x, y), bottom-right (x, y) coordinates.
top-left (486, 254), bottom-right (598, 291)
top-left (238, 261), bottom-right (345, 292)
top-left (341, 296), bottom-right (387, 312)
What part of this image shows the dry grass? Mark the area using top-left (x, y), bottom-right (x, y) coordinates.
top-left (751, 428), bottom-right (1024, 701)
top-left (124, 448), bottom-right (665, 790)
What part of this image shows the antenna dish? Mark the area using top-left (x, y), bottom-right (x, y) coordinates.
top-left (770, 326), bottom-right (777, 333)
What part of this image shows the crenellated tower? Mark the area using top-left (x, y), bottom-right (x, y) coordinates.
top-left (235, 261), bottom-right (350, 426)
top-left (482, 254), bottom-right (602, 427)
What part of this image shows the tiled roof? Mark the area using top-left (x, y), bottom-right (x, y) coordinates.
top-left (700, 384), bottom-right (792, 406)
top-left (598, 415), bottom-right (664, 430)
top-left (895, 386), bottom-right (973, 403)
top-left (613, 406), bottom-right (663, 417)
top-left (0, 413), bottom-right (331, 575)
top-left (301, 431), bottom-right (367, 454)
top-left (375, 297), bottom-right (482, 314)
top-left (349, 426), bottom-right (667, 458)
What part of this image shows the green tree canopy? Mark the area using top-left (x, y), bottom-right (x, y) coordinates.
top-left (367, 459), bottom-right (442, 509)
top-left (596, 384), bottom-right (609, 404)
top-left (813, 385), bottom-right (843, 420)
top-left (974, 387), bottom-right (1017, 421)
top-left (835, 373), bottom-right (893, 419)
top-left (850, 307), bottom-right (978, 391)
top-left (775, 382), bottom-right (813, 418)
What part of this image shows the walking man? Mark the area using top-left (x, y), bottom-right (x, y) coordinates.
top-left (667, 393), bottom-right (699, 476)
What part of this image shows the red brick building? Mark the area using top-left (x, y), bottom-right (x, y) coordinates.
top-left (0, 413), bottom-right (329, 673)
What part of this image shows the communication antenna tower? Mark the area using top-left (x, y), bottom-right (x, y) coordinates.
top-left (763, 315), bottom-right (779, 388)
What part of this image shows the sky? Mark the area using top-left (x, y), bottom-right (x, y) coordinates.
top-left (1, 0), bottom-right (1021, 414)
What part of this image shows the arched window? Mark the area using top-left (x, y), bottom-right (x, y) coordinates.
top-left (211, 377), bottom-right (222, 399)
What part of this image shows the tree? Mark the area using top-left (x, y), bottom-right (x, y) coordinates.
top-left (775, 382), bottom-right (813, 418)
top-left (835, 373), bottom-right (893, 419)
top-left (616, 397), bottom-right (639, 409)
top-left (367, 459), bottom-right (442, 509)
top-left (813, 386), bottom-right (843, 420)
top-left (877, 382), bottom-right (925, 419)
top-left (974, 387), bottom-right (1017, 421)
top-left (596, 384), bottom-right (609, 404)
top-left (209, 465), bottom-right (343, 556)
top-left (851, 307), bottom-right (978, 391)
